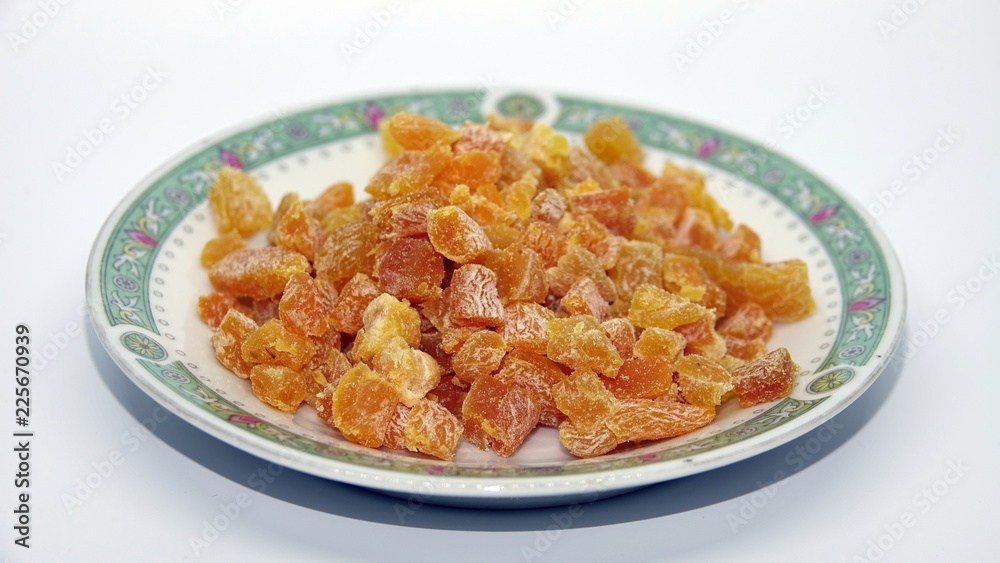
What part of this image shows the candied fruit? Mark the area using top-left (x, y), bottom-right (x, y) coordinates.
top-left (404, 399), bottom-right (463, 461)
top-left (547, 245), bottom-right (617, 303)
top-left (462, 375), bottom-right (541, 457)
top-left (365, 143), bottom-right (452, 200)
top-left (628, 284), bottom-right (708, 330)
top-left (208, 167), bottom-right (274, 237)
top-left (426, 205), bottom-right (493, 264)
top-left (278, 272), bottom-right (330, 337)
top-left (314, 222), bottom-right (378, 288)
top-left (568, 187), bottom-right (636, 237)
top-left (731, 347), bottom-right (799, 407)
top-left (447, 264), bottom-right (505, 328)
top-left (495, 349), bottom-right (567, 428)
top-left (717, 301), bottom-right (773, 341)
top-left (198, 292), bottom-right (246, 329)
top-left (273, 197), bottom-right (322, 262)
top-left (452, 330), bottom-right (507, 384)
top-left (674, 355), bottom-right (733, 407)
top-left (384, 112), bottom-right (462, 151)
top-left (499, 302), bottom-right (554, 356)
top-left (719, 224), bottom-right (762, 263)
top-left (211, 310), bottom-right (258, 378)
top-left (609, 240), bottom-right (664, 303)
top-left (604, 356), bottom-right (675, 400)
top-left (551, 369), bottom-right (620, 431)
top-left (606, 399), bottom-right (714, 444)
top-left (546, 315), bottom-right (623, 377)
top-left (200, 231), bottom-right (246, 268)
top-left (371, 336), bottom-right (443, 407)
top-left (352, 293), bottom-right (421, 362)
top-left (241, 319), bottom-right (316, 371)
top-left (633, 327), bottom-right (686, 361)
top-left (601, 318), bottom-right (637, 361)
top-left (249, 364), bottom-right (308, 413)
top-left (328, 273), bottom-right (381, 335)
top-left (561, 277), bottom-right (609, 321)
top-left (559, 421), bottom-right (618, 458)
top-left (209, 247), bottom-right (310, 300)
top-left (492, 243), bottom-right (548, 304)
top-left (373, 237), bottom-right (444, 302)
top-left (584, 116), bottom-right (644, 166)
top-left (330, 363), bottom-right (401, 448)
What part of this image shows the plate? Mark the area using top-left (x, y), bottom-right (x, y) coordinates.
top-left (86, 89), bottom-right (905, 508)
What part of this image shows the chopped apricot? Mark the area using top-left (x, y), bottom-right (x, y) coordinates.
top-left (628, 284), bottom-right (708, 330)
top-left (499, 302), bottom-right (554, 356)
top-left (384, 112), bottom-right (461, 151)
top-left (633, 327), bottom-right (686, 361)
top-left (314, 221), bottom-right (378, 288)
top-left (462, 375), bottom-right (541, 457)
top-left (404, 399), bottom-right (463, 460)
top-left (547, 245), bottom-right (617, 303)
top-left (606, 399), bottom-right (715, 444)
top-left (452, 330), bottom-right (507, 384)
top-left (210, 309), bottom-right (258, 378)
top-left (495, 349), bottom-right (567, 427)
top-left (561, 277), bottom-right (609, 321)
top-left (329, 363), bottom-right (401, 448)
top-left (200, 231), bottom-right (246, 268)
top-left (568, 187), bottom-right (636, 237)
top-left (198, 292), bottom-right (246, 329)
top-left (674, 355), bottom-right (733, 407)
top-left (447, 264), bottom-right (505, 328)
top-left (604, 356), bottom-right (675, 400)
top-left (675, 316), bottom-right (726, 361)
top-left (719, 224), bottom-right (762, 263)
top-left (241, 319), bottom-right (316, 371)
top-left (551, 369), bottom-right (620, 431)
top-left (312, 181), bottom-right (355, 215)
top-left (249, 364), bottom-right (308, 413)
top-left (278, 272), bottom-right (330, 337)
top-left (208, 167), bottom-right (274, 236)
top-left (209, 247), bottom-right (310, 300)
top-left (492, 243), bottom-right (548, 303)
top-left (273, 198), bottom-right (321, 262)
top-left (369, 187), bottom-right (445, 240)
top-left (731, 348), bottom-right (799, 407)
top-left (609, 240), bottom-right (664, 303)
top-left (584, 116), bottom-right (644, 166)
top-left (328, 273), bottom-right (381, 335)
top-left (601, 318), bottom-right (637, 361)
top-left (353, 293), bottom-right (422, 362)
top-left (365, 144), bottom-right (452, 200)
top-left (521, 221), bottom-right (568, 268)
top-left (547, 315), bottom-right (623, 377)
top-left (426, 205), bottom-right (493, 263)
top-left (717, 301), bottom-right (773, 341)
top-left (373, 237), bottom-right (444, 302)
top-left (371, 336), bottom-right (443, 407)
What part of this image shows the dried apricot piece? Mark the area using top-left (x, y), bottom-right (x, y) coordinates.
top-left (675, 316), bottom-right (726, 361)
top-left (303, 344), bottom-right (350, 397)
top-left (609, 158), bottom-right (656, 188)
top-left (724, 336), bottom-right (768, 362)
top-left (369, 187), bottom-right (445, 240)
top-left (210, 310), bottom-right (259, 378)
top-left (249, 364), bottom-right (308, 413)
top-left (520, 122), bottom-right (571, 185)
top-left (679, 246), bottom-right (815, 321)
top-left (609, 240), bottom-right (664, 303)
top-left (495, 349), bottom-right (567, 428)
top-left (568, 187), bottom-right (637, 237)
top-left (278, 272), bottom-right (330, 337)
top-left (426, 205), bottom-right (493, 263)
top-left (241, 319), bottom-right (317, 371)
top-left (330, 363), bottom-right (401, 448)
top-left (530, 188), bottom-right (567, 224)
top-left (314, 222), bottom-right (378, 288)
top-left (674, 355), bottom-right (733, 407)
top-left (633, 327), bottom-right (686, 362)
top-left (499, 302), bottom-right (554, 356)
top-left (311, 181), bottom-right (355, 215)
top-left (373, 237), bottom-right (444, 302)
top-left (427, 374), bottom-right (468, 419)
top-left (492, 243), bottom-right (547, 304)
top-left (521, 221), bottom-right (568, 268)
top-left (209, 247), bottom-right (310, 300)
top-left (404, 399), bottom-right (463, 461)
top-left (606, 399), bottom-right (714, 444)
top-left (481, 223), bottom-right (522, 250)
top-left (628, 284), bottom-right (708, 330)
top-left (384, 112), bottom-right (462, 151)
top-left (604, 356), bottom-right (675, 400)
top-left (319, 205), bottom-right (364, 235)
top-left (353, 293), bottom-right (422, 363)
top-left (383, 403), bottom-right (412, 451)
top-left (601, 318), bottom-right (636, 361)
top-left (452, 330), bottom-right (507, 384)
top-left (462, 375), bottom-right (541, 457)
top-left (208, 167), bottom-right (274, 236)
top-left (434, 149), bottom-right (501, 194)
top-left (662, 253), bottom-right (727, 316)
top-left (365, 143), bottom-right (452, 200)
top-left (719, 224), bottom-right (762, 263)
top-left (453, 122), bottom-right (510, 155)
top-left (547, 315), bottom-right (623, 377)
top-left (274, 197), bottom-right (322, 262)
top-left (327, 273), bottom-right (381, 335)
top-left (503, 178), bottom-right (537, 220)
top-left (558, 420), bottom-right (618, 458)
top-left (551, 369), bottom-right (620, 431)
top-left (371, 336), bottom-right (443, 407)
top-left (200, 231), bottom-right (246, 268)
top-left (584, 116), bottom-right (644, 166)
top-left (447, 264), bottom-right (505, 328)
top-left (717, 301), bottom-right (773, 341)
top-left (547, 245), bottom-right (617, 303)
top-left (561, 277), bottom-right (609, 321)
top-left (731, 348), bottom-right (799, 407)
top-left (198, 292), bottom-right (246, 329)
top-left (635, 179), bottom-right (687, 227)
top-left (676, 207), bottom-right (722, 251)
top-left (661, 162), bottom-right (732, 230)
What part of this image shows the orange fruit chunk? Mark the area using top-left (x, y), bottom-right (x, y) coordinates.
top-left (328, 273), bottom-right (381, 335)
top-left (462, 375), bottom-right (541, 457)
top-left (452, 330), bottom-right (507, 385)
top-left (633, 327), bottom-right (686, 361)
top-left (499, 302), bottom-right (554, 356)
top-left (606, 399), bottom-right (715, 444)
top-left (241, 318), bottom-right (316, 371)
top-left (311, 181), bottom-right (355, 215)
top-left (373, 237), bottom-right (444, 302)
top-left (604, 356), bottom-right (675, 400)
top-left (200, 231), bottom-right (246, 268)
top-left (383, 112), bottom-right (461, 151)
top-left (371, 336), bottom-right (443, 407)
top-left (547, 245), bottom-right (617, 303)
top-left (447, 264), bottom-right (505, 328)
top-left (558, 420), bottom-right (618, 458)
top-left (278, 272), bottom-right (330, 337)
top-left (674, 354), bottom-right (733, 407)
top-left (198, 292), bottom-right (246, 329)
top-left (601, 318), bottom-right (636, 361)
top-left (369, 187), bottom-right (444, 240)
top-left (314, 221), bottom-right (378, 288)
top-left (568, 187), bottom-right (637, 237)
top-left (628, 284), bottom-right (708, 330)
top-left (551, 369), bottom-right (620, 431)
top-left (494, 349), bottom-right (567, 428)
top-left (249, 364), bottom-right (308, 413)
top-left (675, 316), bottom-right (726, 361)
top-left (273, 197), bottom-right (322, 262)
top-left (521, 221), bottom-right (568, 268)
top-left (404, 399), bottom-right (463, 461)
top-left (661, 253), bottom-right (727, 316)
top-left (584, 116), bottom-right (644, 166)
top-left (546, 315), bottom-right (623, 377)
top-left (719, 224), bottom-right (762, 263)
top-left (353, 293), bottom-right (421, 363)
top-left (609, 240), bottom-right (664, 303)
top-left (561, 277), bottom-right (609, 321)
top-left (365, 143), bottom-right (452, 200)
top-left (491, 243), bottom-right (548, 304)
top-left (731, 347), bottom-right (799, 407)
top-left (330, 363), bottom-right (401, 448)
top-left (717, 301), bottom-right (773, 341)
top-left (426, 205), bottom-right (493, 264)
top-left (208, 167), bottom-right (274, 236)
top-left (210, 309), bottom-right (259, 379)
top-left (209, 247), bottom-right (310, 300)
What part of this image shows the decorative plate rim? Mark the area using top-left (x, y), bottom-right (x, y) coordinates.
top-left (85, 87), bottom-right (906, 506)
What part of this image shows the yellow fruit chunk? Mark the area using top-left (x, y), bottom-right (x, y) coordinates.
top-left (208, 167), bottom-right (274, 236)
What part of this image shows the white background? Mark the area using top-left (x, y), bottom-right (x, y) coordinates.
top-left (2, 1), bottom-right (999, 561)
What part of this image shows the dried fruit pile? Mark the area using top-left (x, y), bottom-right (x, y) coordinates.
top-left (198, 112), bottom-right (814, 461)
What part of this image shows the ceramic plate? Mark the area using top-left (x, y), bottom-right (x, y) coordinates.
top-left (86, 89), bottom-right (905, 508)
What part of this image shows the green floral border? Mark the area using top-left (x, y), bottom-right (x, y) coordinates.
top-left (97, 90), bottom-right (893, 478)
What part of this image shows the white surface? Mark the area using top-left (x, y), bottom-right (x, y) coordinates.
top-left (1, 1), bottom-right (997, 561)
